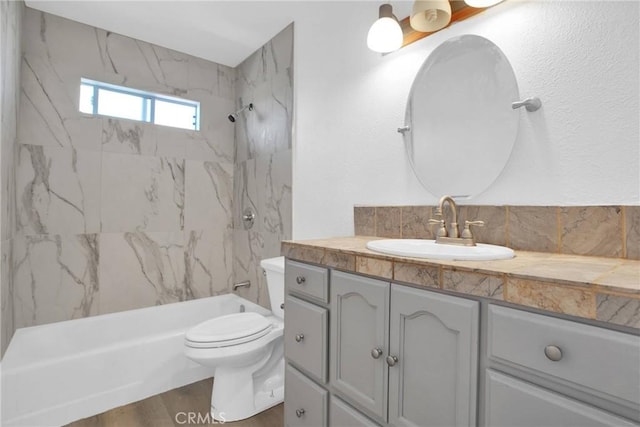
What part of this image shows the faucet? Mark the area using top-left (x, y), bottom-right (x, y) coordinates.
top-left (436, 195), bottom-right (460, 238)
top-left (429, 195), bottom-right (484, 246)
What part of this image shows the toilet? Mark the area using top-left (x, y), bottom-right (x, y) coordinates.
top-left (184, 256), bottom-right (285, 422)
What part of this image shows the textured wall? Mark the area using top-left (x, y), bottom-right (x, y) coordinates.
top-left (10, 8), bottom-right (236, 332)
top-left (292, 1), bottom-right (640, 239)
top-left (0, 0), bottom-right (22, 356)
top-left (233, 24), bottom-right (293, 309)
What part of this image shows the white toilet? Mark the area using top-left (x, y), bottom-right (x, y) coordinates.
top-left (184, 256), bottom-right (285, 422)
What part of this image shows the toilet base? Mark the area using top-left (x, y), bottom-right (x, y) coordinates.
top-left (211, 384), bottom-right (284, 422)
top-left (209, 357), bottom-right (284, 422)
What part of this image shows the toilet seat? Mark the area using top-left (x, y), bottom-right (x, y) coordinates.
top-left (185, 312), bottom-right (272, 348)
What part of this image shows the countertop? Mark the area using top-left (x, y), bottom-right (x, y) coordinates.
top-left (281, 236), bottom-right (640, 329)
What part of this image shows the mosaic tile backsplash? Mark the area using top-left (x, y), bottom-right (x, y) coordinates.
top-left (354, 205), bottom-right (640, 260)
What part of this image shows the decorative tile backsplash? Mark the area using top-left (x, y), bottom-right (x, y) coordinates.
top-left (354, 205), bottom-right (640, 260)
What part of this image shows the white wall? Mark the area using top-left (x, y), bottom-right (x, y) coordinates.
top-left (292, 1), bottom-right (639, 239)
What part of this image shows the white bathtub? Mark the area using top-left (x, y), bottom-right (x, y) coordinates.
top-left (1, 294), bottom-right (270, 427)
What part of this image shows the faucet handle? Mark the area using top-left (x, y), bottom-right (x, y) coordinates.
top-left (429, 218), bottom-right (448, 237)
top-left (462, 220), bottom-right (484, 239)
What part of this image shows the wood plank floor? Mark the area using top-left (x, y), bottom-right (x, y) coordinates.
top-left (66, 379), bottom-right (283, 427)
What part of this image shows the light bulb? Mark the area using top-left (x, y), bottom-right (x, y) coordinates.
top-left (367, 17), bottom-right (403, 53)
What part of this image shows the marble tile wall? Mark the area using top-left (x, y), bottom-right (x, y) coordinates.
top-left (1, 0), bottom-right (23, 356)
top-left (354, 205), bottom-right (640, 260)
top-left (9, 8), bottom-right (236, 334)
top-left (232, 24), bottom-right (293, 309)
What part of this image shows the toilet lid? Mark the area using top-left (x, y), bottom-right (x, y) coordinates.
top-left (185, 312), bottom-right (271, 346)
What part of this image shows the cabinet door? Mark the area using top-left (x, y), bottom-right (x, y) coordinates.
top-left (330, 271), bottom-right (390, 420)
top-left (388, 285), bottom-right (479, 427)
top-left (330, 396), bottom-right (381, 427)
top-left (485, 370), bottom-right (638, 427)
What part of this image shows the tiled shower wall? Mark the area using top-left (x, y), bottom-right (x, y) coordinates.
top-left (232, 25), bottom-right (293, 309)
top-left (0, 0), bottom-right (22, 356)
top-left (354, 205), bottom-right (640, 260)
top-left (9, 9), bottom-right (236, 335)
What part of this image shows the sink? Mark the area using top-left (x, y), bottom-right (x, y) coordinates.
top-left (366, 239), bottom-right (515, 261)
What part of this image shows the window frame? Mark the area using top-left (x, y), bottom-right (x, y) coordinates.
top-left (80, 78), bottom-right (200, 131)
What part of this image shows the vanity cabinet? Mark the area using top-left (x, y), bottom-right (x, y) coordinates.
top-left (283, 258), bottom-right (639, 427)
top-left (330, 271), bottom-right (479, 427)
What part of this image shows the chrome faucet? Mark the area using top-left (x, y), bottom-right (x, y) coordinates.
top-left (429, 195), bottom-right (484, 246)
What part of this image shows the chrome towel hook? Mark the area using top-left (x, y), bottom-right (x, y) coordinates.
top-left (512, 97), bottom-right (542, 112)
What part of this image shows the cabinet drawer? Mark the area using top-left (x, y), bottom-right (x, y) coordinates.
top-left (285, 295), bottom-right (328, 382)
top-left (286, 260), bottom-right (329, 303)
top-left (285, 364), bottom-right (328, 427)
top-left (485, 370), bottom-right (637, 427)
top-left (330, 396), bottom-right (381, 427)
top-left (488, 305), bottom-right (640, 407)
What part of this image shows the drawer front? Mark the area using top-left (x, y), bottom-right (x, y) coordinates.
top-left (285, 364), bottom-right (328, 427)
top-left (485, 370), bottom-right (638, 427)
top-left (286, 260), bottom-right (329, 303)
top-left (330, 396), bottom-right (381, 427)
top-left (488, 304), bottom-right (640, 406)
top-left (285, 295), bottom-right (328, 382)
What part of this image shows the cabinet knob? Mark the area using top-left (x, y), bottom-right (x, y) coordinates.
top-left (296, 276), bottom-right (306, 285)
top-left (386, 355), bottom-right (398, 367)
top-left (295, 333), bottom-right (305, 343)
top-left (296, 408), bottom-right (305, 418)
top-left (544, 345), bottom-right (563, 362)
top-left (280, 302), bottom-right (285, 310)
top-left (371, 348), bottom-right (383, 359)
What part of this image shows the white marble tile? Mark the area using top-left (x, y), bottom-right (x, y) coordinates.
top-left (101, 118), bottom-right (158, 155)
top-left (16, 145), bottom-right (101, 235)
top-left (1, 238), bottom-right (14, 356)
top-left (184, 160), bottom-right (233, 231)
top-left (19, 55), bottom-right (102, 150)
top-left (185, 92), bottom-right (235, 162)
top-left (22, 9), bottom-right (106, 78)
top-left (233, 158), bottom-right (260, 231)
top-left (99, 231), bottom-right (184, 314)
top-left (184, 229), bottom-right (233, 299)
top-left (101, 153), bottom-right (184, 232)
top-left (232, 229), bottom-right (266, 308)
top-left (256, 150), bottom-right (292, 237)
top-left (154, 126), bottom-right (188, 159)
top-left (12, 234), bottom-right (100, 329)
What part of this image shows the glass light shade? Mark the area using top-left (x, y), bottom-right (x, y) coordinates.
top-left (464, 0), bottom-right (504, 7)
top-left (410, 0), bottom-right (451, 32)
top-left (367, 17), bottom-right (403, 53)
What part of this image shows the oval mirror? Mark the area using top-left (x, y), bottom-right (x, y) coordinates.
top-left (405, 35), bottom-right (520, 198)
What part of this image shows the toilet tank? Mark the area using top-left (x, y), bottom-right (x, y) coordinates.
top-left (260, 256), bottom-right (285, 319)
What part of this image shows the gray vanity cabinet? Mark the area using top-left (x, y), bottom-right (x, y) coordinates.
top-left (485, 370), bottom-right (638, 427)
top-left (388, 284), bottom-right (479, 427)
top-left (330, 271), bottom-right (479, 427)
top-left (330, 271), bottom-right (390, 420)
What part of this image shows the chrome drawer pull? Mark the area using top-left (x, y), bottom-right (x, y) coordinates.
top-left (296, 276), bottom-right (306, 285)
top-left (386, 355), bottom-right (398, 366)
top-left (295, 334), bottom-right (305, 343)
top-left (371, 348), bottom-right (383, 359)
top-left (296, 408), bottom-right (305, 418)
top-left (544, 345), bottom-right (563, 362)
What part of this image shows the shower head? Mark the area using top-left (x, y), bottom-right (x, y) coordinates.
top-left (228, 103), bottom-right (253, 123)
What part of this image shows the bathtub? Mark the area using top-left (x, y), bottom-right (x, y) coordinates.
top-left (1, 294), bottom-right (270, 426)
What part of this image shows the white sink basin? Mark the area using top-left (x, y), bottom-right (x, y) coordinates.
top-left (366, 239), bottom-right (515, 261)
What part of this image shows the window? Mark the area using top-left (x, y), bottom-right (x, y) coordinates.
top-left (79, 78), bottom-right (200, 131)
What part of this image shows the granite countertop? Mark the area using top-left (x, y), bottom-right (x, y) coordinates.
top-left (281, 236), bottom-right (640, 329)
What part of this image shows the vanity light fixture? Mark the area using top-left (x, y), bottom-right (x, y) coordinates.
top-left (367, 4), bottom-right (403, 53)
top-left (410, 0), bottom-right (452, 33)
top-left (464, 0), bottom-right (505, 7)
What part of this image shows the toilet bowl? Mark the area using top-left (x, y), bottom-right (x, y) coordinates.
top-left (184, 256), bottom-right (285, 422)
